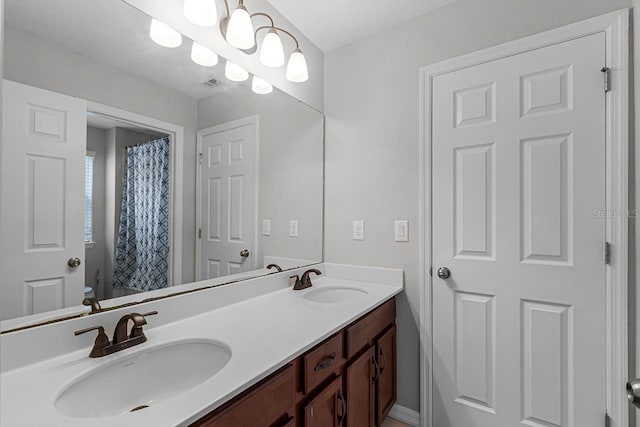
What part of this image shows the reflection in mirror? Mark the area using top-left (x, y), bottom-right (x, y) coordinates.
top-left (0, 0), bottom-right (323, 329)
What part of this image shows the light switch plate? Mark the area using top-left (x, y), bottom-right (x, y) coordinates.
top-left (289, 220), bottom-right (299, 237)
top-left (395, 220), bottom-right (409, 242)
top-left (353, 220), bottom-right (365, 240)
top-left (262, 219), bottom-right (271, 236)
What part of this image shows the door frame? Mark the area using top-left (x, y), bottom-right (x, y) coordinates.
top-left (419, 9), bottom-right (630, 427)
top-left (87, 101), bottom-right (184, 288)
top-left (195, 115), bottom-right (260, 281)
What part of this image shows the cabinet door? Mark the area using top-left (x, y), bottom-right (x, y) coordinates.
top-left (304, 376), bottom-right (345, 427)
top-left (346, 346), bottom-right (375, 427)
top-left (376, 326), bottom-right (396, 424)
top-left (194, 365), bottom-right (295, 427)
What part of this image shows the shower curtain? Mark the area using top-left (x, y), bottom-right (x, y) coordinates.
top-left (113, 137), bottom-right (170, 292)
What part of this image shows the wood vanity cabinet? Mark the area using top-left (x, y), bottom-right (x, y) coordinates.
top-left (345, 346), bottom-right (376, 426)
top-left (191, 297), bottom-right (396, 427)
top-left (303, 376), bottom-right (345, 427)
top-left (376, 326), bottom-right (397, 423)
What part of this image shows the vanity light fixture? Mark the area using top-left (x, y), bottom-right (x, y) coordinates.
top-left (191, 41), bottom-right (219, 67)
top-left (260, 29), bottom-right (285, 68)
top-left (225, 0), bottom-right (255, 49)
top-left (149, 19), bottom-right (182, 48)
top-left (183, 0), bottom-right (218, 27)
top-left (286, 48), bottom-right (309, 83)
top-left (251, 76), bottom-right (273, 94)
top-left (225, 61), bottom-right (249, 81)
top-left (219, 1), bottom-right (309, 82)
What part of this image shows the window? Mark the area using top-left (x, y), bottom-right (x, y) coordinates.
top-left (85, 151), bottom-right (95, 244)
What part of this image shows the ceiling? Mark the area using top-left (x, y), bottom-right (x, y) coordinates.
top-left (4, 0), bottom-right (245, 100)
top-left (266, 0), bottom-right (461, 52)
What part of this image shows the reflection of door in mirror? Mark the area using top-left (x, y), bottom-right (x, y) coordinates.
top-left (0, 80), bottom-right (175, 320)
top-left (0, 81), bottom-right (87, 320)
top-left (197, 117), bottom-right (257, 280)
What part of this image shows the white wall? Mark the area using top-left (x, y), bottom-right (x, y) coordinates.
top-left (632, 2), bottom-right (640, 426)
top-left (123, 0), bottom-right (324, 112)
top-left (4, 26), bottom-right (199, 285)
top-left (0, 0), bottom-right (5, 324)
top-left (85, 126), bottom-right (107, 299)
top-left (198, 86), bottom-right (324, 266)
top-left (324, 0), bottom-right (632, 413)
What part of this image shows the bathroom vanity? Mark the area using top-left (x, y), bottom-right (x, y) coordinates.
top-left (0, 264), bottom-right (402, 426)
top-left (193, 298), bottom-right (396, 427)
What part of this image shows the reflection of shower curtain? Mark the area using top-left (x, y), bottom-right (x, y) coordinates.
top-left (113, 137), bottom-right (170, 291)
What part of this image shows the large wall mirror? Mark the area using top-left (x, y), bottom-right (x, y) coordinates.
top-left (0, 0), bottom-right (324, 330)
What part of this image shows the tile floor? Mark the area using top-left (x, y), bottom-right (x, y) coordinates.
top-left (382, 417), bottom-right (409, 427)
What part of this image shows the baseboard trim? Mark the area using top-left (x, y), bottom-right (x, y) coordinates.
top-left (388, 404), bottom-right (420, 426)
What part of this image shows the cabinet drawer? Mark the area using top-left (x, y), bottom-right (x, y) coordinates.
top-left (193, 364), bottom-right (295, 427)
top-left (303, 332), bottom-right (344, 394)
top-left (346, 298), bottom-right (395, 358)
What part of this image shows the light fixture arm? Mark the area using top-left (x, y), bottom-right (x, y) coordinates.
top-left (222, 0), bottom-right (230, 18)
top-left (250, 12), bottom-right (274, 28)
top-left (255, 25), bottom-right (299, 49)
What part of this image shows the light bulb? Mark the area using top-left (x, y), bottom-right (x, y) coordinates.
top-left (225, 61), bottom-right (249, 81)
top-left (226, 5), bottom-right (255, 49)
top-left (259, 29), bottom-right (285, 68)
top-left (149, 19), bottom-right (182, 48)
top-left (252, 76), bottom-right (273, 94)
top-left (286, 49), bottom-right (308, 82)
top-left (191, 42), bottom-right (219, 67)
top-left (184, 0), bottom-right (217, 27)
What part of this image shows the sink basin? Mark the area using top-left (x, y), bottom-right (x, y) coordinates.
top-left (303, 286), bottom-right (368, 303)
top-left (55, 340), bottom-right (231, 418)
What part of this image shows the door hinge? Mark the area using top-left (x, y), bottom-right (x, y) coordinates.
top-left (604, 242), bottom-right (611, 265)
top-left (198, 153), bottom-right (203, 164)
top-left (605, 412), bottom-right (611, 427)
top-left (601, 67), bottom-right (611, 92)
top-left (198, 228), bottom-right (202, 239)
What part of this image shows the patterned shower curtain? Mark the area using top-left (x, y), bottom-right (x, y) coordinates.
top-left (113, 137), bottom-right (170, 292)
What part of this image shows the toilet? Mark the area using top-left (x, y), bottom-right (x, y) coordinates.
top-left (84, 286), bottom-right (95, 299)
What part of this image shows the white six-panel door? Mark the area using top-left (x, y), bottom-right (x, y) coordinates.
top-left (198, 118), bottom-right (257, 280)
top-left (1, 80), bottom-right (87, 320)
top-left (432, 33), bottom-right (606, 426)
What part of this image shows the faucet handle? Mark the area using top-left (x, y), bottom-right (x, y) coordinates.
top-left (74, 326), bottom-right (110, 358)
top-left (289, 275), bottom-right (302, 288)
top-left (74, 325), bottom-right (106, 336)
top-left (129, 311), bottom-right (158, 339)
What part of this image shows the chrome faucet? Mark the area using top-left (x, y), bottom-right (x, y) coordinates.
top-left (74, 311), bottom-right (157, 358)
top-left (290, 268), bottom-right (322, 290)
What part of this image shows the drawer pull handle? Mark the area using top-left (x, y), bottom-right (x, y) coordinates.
top-left (314, 352), bottom-right (336, 371)
top-left (337, 389), bottom-right (347, 425)
top-left (379, 347), bottom-right (387, 373)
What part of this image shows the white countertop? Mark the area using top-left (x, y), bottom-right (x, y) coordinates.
top-left (0, 264), bottom-right (402, 426)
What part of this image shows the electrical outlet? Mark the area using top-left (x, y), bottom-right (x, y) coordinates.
top-left (353, 220), bottom-right (365, 240)
top-left (289, 220), bottom-right (299, 237)
top-left (262, 219), bottom-right (271, 236)
top-left (394, 220), bottom-right (409, 242)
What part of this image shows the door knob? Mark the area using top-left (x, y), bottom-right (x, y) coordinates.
top-left (437, 267), bottom-right (451, 280)
top-left (240, 249), bottom-right (250, 257)
top-left (628, 379), bottom-right (640, 408)
top-left (67, 257), bottom-right (82, 268)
